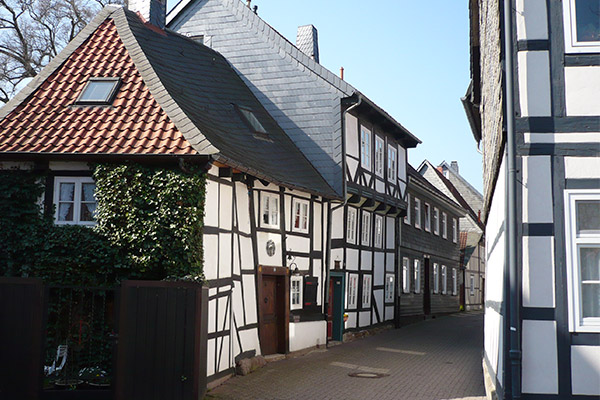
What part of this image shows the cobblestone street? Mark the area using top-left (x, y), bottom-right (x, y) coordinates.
top-left (208, 312), bottom-right (486, 400)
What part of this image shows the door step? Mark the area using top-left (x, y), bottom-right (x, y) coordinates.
top-left (327, 340), bottom-right (342, 348)
top-left (264, 353), bottom-right (286, 363)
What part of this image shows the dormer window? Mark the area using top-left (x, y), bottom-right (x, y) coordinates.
top-left (76, 78), bottom-right (120, 104)
top-left (236, 105), bottom-right (267, 134)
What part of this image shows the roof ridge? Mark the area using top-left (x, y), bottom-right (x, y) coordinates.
top-left (407, 163), bottom-right (464, 214)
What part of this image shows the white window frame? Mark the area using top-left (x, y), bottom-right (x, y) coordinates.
top-left (362, 274), bottom-right (372, 308)
top-left (261, 192), bottom-right (280, 228)
top-left (453, 218), bottom-right (458, 243)
top-left (563, 0), bottom-right (600, 53)
top-left (433, 263), bottom-right (440, 294)
top-left (361, 211), bottom-right (371, 246)
top-left (470, 274), bottom-right (475, 296)
top-left (347, 207), bottom-right (357, 244)
top-left (374, 214), bottom-right (383, 248)
top-left (290, 275), bottom-right (303, 310)
top-left (442, 212), bottom-right (448, 239)
top-left (414, 198), bottom-right (421, 229)
top-left (414, 259), bottom-right (421, 294)
top-left (292, 198), bottom-right (309, 233)
top-left (564, 190), bottom-right (600, 332)
top-left (374, 135), bottom-right (384, 177)
top-left (385, 274), bottom-right (395, 302)
top-left (433, 207), bottom-right (440, 235)
top-left (360, 125), bottom-right (372, 171)
top-left (404, 195), bottom-right (411, 225)
top-left (441, 265), bottom-right (448, 294)
top-left (424, 203), bottom-right (431, 232)
top-left (402, 257), bottom-right (410, 293)
top-left (348, 273), bottom-right (359, 309)
top-left (452, 268), bottom-right (458, 295)
top-left (53, 177), bottom-right (96, 226)
top-left (387, 145), bottom-right (397, 183)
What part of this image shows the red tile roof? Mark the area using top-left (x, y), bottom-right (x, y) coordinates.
top-left (0, 19), bottom-right (197, 156)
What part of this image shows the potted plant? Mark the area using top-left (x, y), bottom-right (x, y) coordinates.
top-left (79, 366), bottom-right (110, 387)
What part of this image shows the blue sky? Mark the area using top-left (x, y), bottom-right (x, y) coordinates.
top-left (169, 0), bottom-right (483, 193)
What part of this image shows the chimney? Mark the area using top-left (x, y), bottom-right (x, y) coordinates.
top-left (296, 25), bottom-right (319, 63)
top-left (128, 0), bottom-right (166, 29)
top-left (450, 161), bottom-right (459, 174)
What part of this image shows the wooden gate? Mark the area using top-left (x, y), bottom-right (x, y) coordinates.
top-left (0, 278), bottom-right (46, 400)
top-left (115, 281), bottom-right (208, 400)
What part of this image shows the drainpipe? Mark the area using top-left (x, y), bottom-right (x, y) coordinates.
top-left (503, 0), bottom-right (521, 397)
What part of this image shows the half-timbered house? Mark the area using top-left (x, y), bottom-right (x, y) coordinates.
top-left (0, 3), bottom-right (339, 383)
top-left (464, 0), bottom-right (600, 398)
top-left (398, 165), bottom-right (465, 323)
top-left (167, 0), bottom-right (421, 343)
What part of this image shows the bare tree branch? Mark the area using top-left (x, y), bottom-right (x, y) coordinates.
top-left (0, 0), bottom-right (123, 103)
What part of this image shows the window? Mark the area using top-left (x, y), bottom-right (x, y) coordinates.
top-left (290, 275), bottom-right (303, 310)
top-left (433, 263), bottom-right (440, 294)
top-left (237, 105), bottom-right (267, 134)
top-left (470, 274), bottom-right (475, 296)
top-left (360, 125), bottom-right (372, 170)
top-left (387, 145), bottom-right (397, 182)
top-left (452, 268), bottom-right (458, 295)
top-left (385, 274), bottom-right (395, 302)
top-left (292, 198), bottom-right (309, 233)
top-left (261, 192), bottom-right (279, 228)
top-left (362, 275), bottom-right (372, 308)
top-left (414, 198), bottom-right (421, 229)
top-left (53, 177), bottom-right (96, 225)
top-left (414, 259), bottom-right (421, 294)
top-left (361, 211), bottom-right (371, 246)
top-left (424, 203), bottom-right (431, 232)
top-left (564, 190), bottom-right (600, 332)
top-left (374, 215), bottom-right (383, 248)
top-left (453, 218), bottom-right (458, 243)
top-left (441, 265), bottom-right (448, 294)
top-left (402, 257), bottom-right (410, 293)
top-left (442, 212), bottom-right (448, 239)
top-left (404, 195), bottom-right (411, 225)
top-left (374, 136), bottom-right (384, 177)
top-left (563, 0), bottom-right (600, 53)
top-left (76, 78), bottom-right (119, 104)
top-left (348, 274), bottom-right (359, 308)
top-left (433, 207), bottom-right (440, 235)
top-left (347, 207), bottom-right (357, 244)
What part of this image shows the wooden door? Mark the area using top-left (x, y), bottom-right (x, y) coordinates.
top-left (423, 259), bottom-right (431, 315)
top-left (327, 278), bottom-right (334, 339)
top-left (327, 275), bottom-right (344, 341)
top-left (259, 275), bottom-right (283, 355)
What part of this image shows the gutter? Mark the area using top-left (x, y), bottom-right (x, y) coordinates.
top-left (502, 0), bottom-right (521, 397)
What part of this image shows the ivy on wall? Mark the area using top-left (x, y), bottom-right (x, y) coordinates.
top-left (0, 163), bottom-right (206, 286)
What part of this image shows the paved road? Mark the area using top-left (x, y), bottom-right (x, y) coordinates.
top-left (208, 312), bottom-right (486, 400)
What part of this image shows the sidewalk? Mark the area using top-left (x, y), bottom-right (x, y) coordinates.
top-left (208, 312), bottom-right (486, 400)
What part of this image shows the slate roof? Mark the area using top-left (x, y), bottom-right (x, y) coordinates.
top-left (168, 0), bottom-right (420, 195)
top-left (0, 6), bottom-right (337, 199)
top-left (407, 164), bottom-right (464, 215)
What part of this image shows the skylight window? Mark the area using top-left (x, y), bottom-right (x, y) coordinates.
top-left (236, 105), bottom-right (267, 134)
top-left (77, 78), bottom-right (120, 104)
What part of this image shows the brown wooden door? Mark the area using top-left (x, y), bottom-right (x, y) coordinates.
top-left (423, 258), bottom-right (431, 315)
top-left (259, 275), bottom-right (283, 355)
top-left (327, 278), bottom-right (334, 339)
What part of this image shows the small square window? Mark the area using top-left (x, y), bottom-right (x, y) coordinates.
top-left (236, 105), bottom-right (267, 134)
top-left (261, 192), bottom-right (279, 228)
top-left (76, 78), bottom-right (120, 104)
top-left (54, 177), bottom-right (96, 225)
top-left (292, 198), bottom-right (309, 233)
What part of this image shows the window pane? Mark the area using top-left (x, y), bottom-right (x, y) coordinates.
top-left (575, 0), bottom-right (600, 42)
top-left (580, 247), bottom-right (600, 281)
top-left (239, 107), bottom-right (267, 134)
top-left (81, 183), bottom-right (95, 202)
top-left (58, 203), bottom-right (73, 221)
top-left (581, 284), bottom-right (600, 318)
top-left (79, 80), bottom-right (118, 102)
top-left (80, 202), bottom-right (96, 222)
top-left (577, 200), bottom-right (600, 233)
top-left (59, 183), bottom-right (75, 201)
